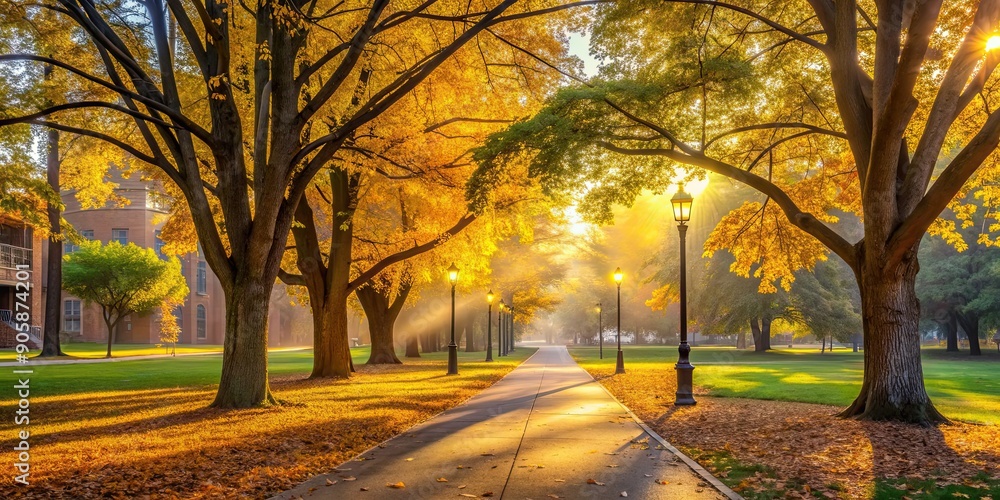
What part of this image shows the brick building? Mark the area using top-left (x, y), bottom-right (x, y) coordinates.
top-left (0, 215), bottom-right (44, 348)
top-left (58, 170), bottom-right (307, 346)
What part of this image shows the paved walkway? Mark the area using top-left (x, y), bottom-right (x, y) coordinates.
top-left (276, 345), bottom-right (736, 499)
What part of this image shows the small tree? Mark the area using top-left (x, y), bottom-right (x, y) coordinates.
top-left (63, 241), bottom-right (187, 357)
top-left (158, 304), bottom-right (181, 356)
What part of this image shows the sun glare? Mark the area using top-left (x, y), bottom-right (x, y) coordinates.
top-left (670, 170), bottom-right (710, 198)
top-left (987, 35), bottom-right (1000, 52)
top-left (564, 205), bottom-right (591, 235)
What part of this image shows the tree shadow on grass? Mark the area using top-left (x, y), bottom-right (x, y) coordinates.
top-left (860, 419), bottom-right (1000, 494)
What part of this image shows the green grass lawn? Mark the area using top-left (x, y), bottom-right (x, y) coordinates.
top-left (0, 342), bottom-right (232, 361)
top-left (568, 345), bottom-right (1000, 424)
top-left (2, 346), bottom-right (519, 399)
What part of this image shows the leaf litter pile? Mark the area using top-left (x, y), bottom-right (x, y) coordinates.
top-left (586, 362), bottom-right (1000, 499)
top-left (0, 355), bottom-right (530, 498)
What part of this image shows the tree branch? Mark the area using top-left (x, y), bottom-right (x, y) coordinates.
top-left (347, 214), bottom-right (477, 293)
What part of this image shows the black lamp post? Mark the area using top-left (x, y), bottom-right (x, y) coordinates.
top-left (614, 267), bottom-right (625, 374)
top-left (597, 302), bottom-right (603, 359)
top-left (486, 290), bottom-right (495, 362)
top-left (671, 187), bottom-right (696, 405)
top-left (498, 299), bottom-right (506, 356)
top-left (447, 262), bottom-right (460, 375)
top-left (509, 306), bottom-right (515, 352)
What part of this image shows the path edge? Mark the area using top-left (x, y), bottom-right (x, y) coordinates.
top-left (578, 364), bottom-right (744, 500)
top-left (268, 347), bottom-right (542, 499)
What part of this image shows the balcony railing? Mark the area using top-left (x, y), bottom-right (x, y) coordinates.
top-left (0, 243), bottom-right (31, 270)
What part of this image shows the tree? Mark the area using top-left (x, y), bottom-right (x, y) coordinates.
top-left (471, 0), bottom-right (1000, 423)
top-left (1, 0), bottom-right (594, 407)
top-left (62, 241), bottom-right (187, 358)
top-left (790, 259), bottom-right (862, 350)
top-left (917, 219), bottom-right (1000, 356)
top-left (695, 251), bottom-right (793, 351)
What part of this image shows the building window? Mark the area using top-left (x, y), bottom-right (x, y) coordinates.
top-left (197, 261), bottom-right (207, 294)
top-left (196, 305), bottom-right (207, 339)
top-left (63, 300), bottom-right (81, 332)
top-left (64, 230), bottom-right (92, 255)
top-left (111, 228), bottom-right (128, 245)
top-left (155, 230), bottom-right (166, 258)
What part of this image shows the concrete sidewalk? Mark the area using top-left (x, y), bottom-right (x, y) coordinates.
top-left (276, 345), bottom-right (738, 500)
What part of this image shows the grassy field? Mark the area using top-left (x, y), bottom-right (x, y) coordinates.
top-left (4, 346), bottom-right (503, 397)
top-left (0, 346), bottom-right (536, 498)
top-left (568, 345), bottom-right (1000, 424)
top-left (0, 342), bottom-right (231, 361)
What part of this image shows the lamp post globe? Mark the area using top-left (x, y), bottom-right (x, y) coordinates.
top-left (613, 267), bottom-right (625, 374)
top-left (671, 187), bottom-right (696, 405)
top-left (447, 263), bottom-right (460, 375)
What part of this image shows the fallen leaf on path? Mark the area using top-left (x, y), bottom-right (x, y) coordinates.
top-left (481, 491), bottom-right (494, 497)
top-left (325, 479), bottom-right (337, 486)
top-left (620, 492), bottom-right (628, 497)
top-left (342, 476), bottom-right (357, 481)
top-left (386, 482), bottom-right (405, 489)
top-left (405, 458), bottom-right (414, 462)
top-left (458, 494), bottom-right (477, 498)
top-left (587, 479), bottom-right (606, 486)
top-left (436, 478), bottom-right (448, 482)
top-left (656, 480), bottom-right (669, 485)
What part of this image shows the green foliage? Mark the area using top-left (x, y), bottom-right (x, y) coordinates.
top-left (918, 223), bottom-right (1000, 335)
top-left (874, 473), bottom-right (1000, 500)
top-left (63, 241), bottom-right (188, 342)
top-left (789, 259), bottom-right (861, 343)
top-left (695, 251), bottom-right (793, 335)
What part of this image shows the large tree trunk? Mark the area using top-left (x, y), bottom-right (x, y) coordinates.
top-left (308, 290), bottom-right (354, 378)
top-left (405, 336), bottom-right (420, 358)
top-left (212, 277), bottom-right (278, 407)
top-left (289, 169), bottom-right (359, 378)
top-left (761, 317), bottom-right (772, 350)
top-left (421, 331), bottom-right (437, 352)
top-left (41, 100), bottom-right (64, 357)
top-left (940, 309), bottom-right (959, 352)
top-left (357, 277), bottom-right (410, 365)
top-left (839, 254), bottom-right (946, 424)
top-left (956, 311), bottom-right (982, 356)
top-left (750, 318), bottom-right (765, 352)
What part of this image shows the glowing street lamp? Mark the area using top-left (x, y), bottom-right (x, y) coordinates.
top-left (671, 187), bottom-right (696, 405)
top-left (486, 290), bottom-right (495, 362)
top-left (447, 263), bottom-right (460, 375)
top-left (613, 267), bottom-right (625, 374)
